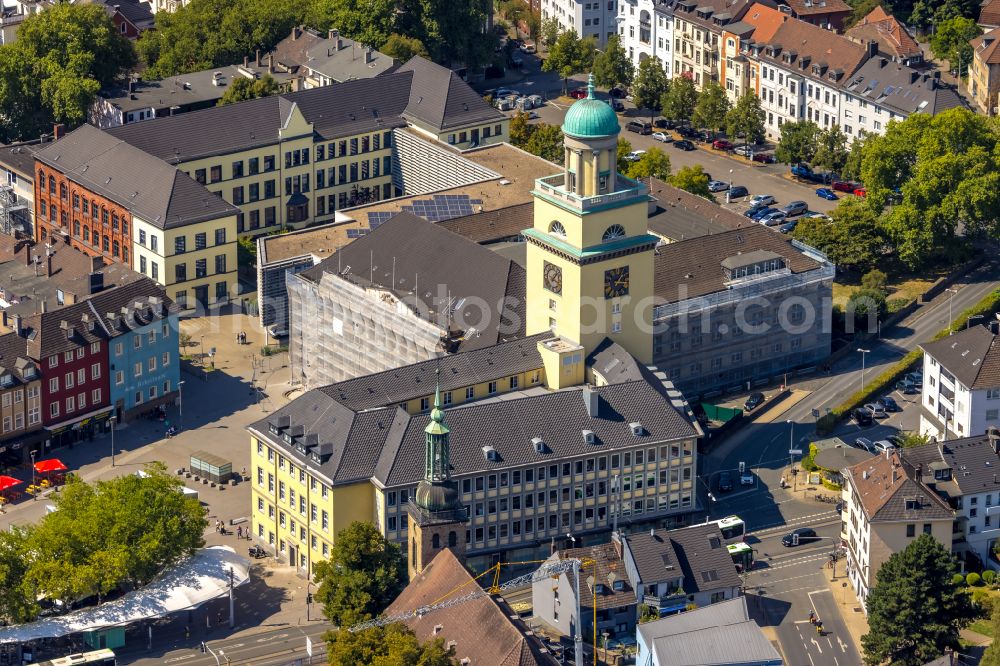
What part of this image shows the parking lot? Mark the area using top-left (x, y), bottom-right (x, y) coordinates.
top-left (830, 373), bottom-right (925, 453)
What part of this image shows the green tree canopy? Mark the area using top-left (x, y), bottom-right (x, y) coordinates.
top-left (692, 79), bottom-right (730, 135)
top-left (669, 164), bottom-right (713, 200)
top-left (591, 34), bottom-right (634, 91)
top-left (616, 136), bottom-right (633, 173)
top-left (662, 74), bottom-right (697, 122)
top-left (542, 29), bottom-right (596, 92)
top-left (725, 90), bottom-right (766, 145)
top-left (813, 126), bottom-right (849, 173)
top-left (326, 624), bottom-right (456, 665)
top-left (218, 74), bottom-right (280, 106)
top-left (625, 147), bottom-right (671, 180)
top-left (980, 603), bottom-right (1000, 666)
top-left (304, 0), bottom-right (396, 48)
top-left (631, 57), bottom-right (670, 120)
top-left (862, 533), bottom-right (976, 666)
top-left (792, 197), bottom-right (886, 271)
top-left (930, 16), bottom-right (982, 73)
top-left (314, 521), bottom-right (406, 628)
top-left (541, 17), bottom-right (560, 47)
top-left (0, 3), bottom-right (136, 140)
top-left (381, 33), bottom-right (429, 61)
top-left (0, 528), bottom-right (35, 625)
top-left (525, 123), bottom-right (565, 163)
top-left (775, 120), bottom-right (820, 165)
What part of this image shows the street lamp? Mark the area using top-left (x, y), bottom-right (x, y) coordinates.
top-left (602, 631), bottom-right (610, 663)
top-left (178, 380), bottom-right (185, 425)
top-left (857, 348), bottom-right (870, 391)
top-left (30, 449), bottom-right (36, 486)
top-left (726, 168), bottom-right (734, 203)
top-left (946, 287), bottom-right (958, 333)
top-left (110, 413), bottom-right (117, 467)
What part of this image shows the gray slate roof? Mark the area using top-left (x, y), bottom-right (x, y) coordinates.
top-left (644, 177), bottom-right (746, 242)
top-left (920, 325), bottom-right (1000, 390)
top-left (843, 58), bottom-right (966, 116)
top-left (587, 338), bottom-right (649, 384)
top-left (302, 33), bottom-right (397, 82)
top-left (106, 57), bottom-right (503, 163)
top-left (638, 597), bottom-right (751, 646)
top-left (320, 332), bottom-right (550, 412)
top-left (103, 0), bottom-right (153, 28)
top-left (651, 618), bottom-right (783, 666)
top-left (250, 376), bottom-right (698, 488)
top-left (0, 143), bottom-right (37, 178)
top-left (35, 124), bottom-right (238, 229)
top-left (623, 523), bottom-right (742, 592)
top-left (902, 435), bottom-right (1000, 497)
top-left (299, 212), bottom-right (526, 352)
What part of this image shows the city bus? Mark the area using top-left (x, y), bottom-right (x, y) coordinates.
top-left (28, 649), bottom-right (116, 666)
top-left (728, 542), bottom-right (755, 573)
top-left (713, 515), bottom-right (746, 542)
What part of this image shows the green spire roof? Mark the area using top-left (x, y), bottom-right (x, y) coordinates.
top-left (425, 370), bottom-right (450, 436)
top-left (562, 73), bottom-right (621, 139)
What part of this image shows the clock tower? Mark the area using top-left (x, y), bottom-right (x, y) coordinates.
top-left (524, 75), bottom-right (657, 363)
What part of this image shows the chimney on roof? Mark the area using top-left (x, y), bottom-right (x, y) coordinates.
top-left (244, 55), bottom-right (249, 68)
top-left (989, 426), bottom-right (1000, 455)
top-left (292, 25), bottom-right (299, 41)
top-left (910, 70), bottom-right (920, 84)
top-left (52, 124), bottom-right (64, 141)
top-left (582, 387), bottom-right (599, 418)
top-left (868, 40), bottom-right (879, 58)
top-left (611, 531), bottom-right (623, 559)
top-left (268, 53), bottom-right (274, 74)
top-left (365, 47), bottom-right (374, 64)
top-left (23, 246), bottom-right (30, 267)
top-left (91, 255), bottom-right (103, 273)
top-left (12, 313), bottom-right (21, 337)
top-left (46, 253), bottom-right (52, 278)
top-left (879, 57), bottom-right (888, 68)
top-left (255, 49), bottom-right (261, 67)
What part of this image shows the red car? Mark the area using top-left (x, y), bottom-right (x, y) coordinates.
top-left (569, 88), bottom-right (587, 99)
top-left (712, 139), bottom-right (734, 151)
top-left (853, 187), bottom-right (867, 197)
top-left (833, 181), bottom-right (860, 193)
top-left (752, 152), bottom-right (776, 164)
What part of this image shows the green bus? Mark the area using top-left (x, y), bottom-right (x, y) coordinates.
top-left (728, 542), bottom-right (754, 573)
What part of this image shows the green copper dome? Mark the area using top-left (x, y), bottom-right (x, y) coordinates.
top-left (562, 74), bottom-right (620, 139)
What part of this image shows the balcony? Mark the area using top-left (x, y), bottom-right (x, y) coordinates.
top-left (643, 591), bottom-right (688, 610)
top-left (532, 173), bottom-right (648, 213)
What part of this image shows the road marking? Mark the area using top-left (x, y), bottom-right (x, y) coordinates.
top-left (838, 636), bottom-right (849, 652)
top-left (834, 657), bottom-right (840, 666)
top-left (793, 620), bottom-right (813, 624)
top-left (164, 656), bottom-right (196, 664)
top-left (808, 653), bottom-right (816, 666)
top-left (811, 638), bottom-right (823, 653)
top-left (750, 511), bottom-right (838, 534)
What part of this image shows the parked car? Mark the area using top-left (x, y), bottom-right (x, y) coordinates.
top-left (708, 180), bottom-right (730, 192)
top-left (744, 391), bottom-right (765, 411)
top-left (873, 440), bottom-right (897, 454)
top-left (712, 139), bottom-right (734, 151)
top-left (854, 187), bottom-right (867, 197)
top-left (654, 118), bottom-right (675, 129)
top-left (759, 211), bottom-right (788, 226)
top-left (569, 88), bottom-right (587, 99)
top-left (778, 219), bottom-right (799, 234)
top-left (728, 185), bottom-right (749, 198)
top-left (896, 380), bottom-right (919, 394)
top-left (740, 470), bottom-right (755, 485)
top-left (782, 528), bottom-right (819, 547)
top-left (651, 131), bottom-right (673, 143)
top-left (781, 200), bottom-right (809, 217)
top-left (626, 120), bottom-right (652, 134)
top-left (877, 396), bottom-right (901, 412)
top-left (623, 150), bottom-right (646, 162)
top-left (674, 139), bottom-right (696, 151)
top-left (904, 372), bottom-right (923, 387)
top-left (801, 211), bottom-right (832, 221)
top-left (677, 126), bottom-right (699, 138)
top-left (611, 99), bottom-right (625, 111)
top-left (745, 204), bottom-right (768, 219)
top-left (520, 43), bottom-right (536, 53)
top-left (855, 437), bottom-right (875, 452)
top-left (853, 408), bottom-right (874, 426)
top-left (752, 152), bottom-right (776, 164)
top-left (610, 87), bottom-right (628, 98)
top-left (833, 180), bottom-right (861, 193)
top-left (495, 87), bottom-right (517, 97)
top-left (750, 206), bottom-right (779, 221)
top-left (750, 194), bottom-right (776, 206)
top-left (718, 470), bottom-right (734, 492)
top-left (864, 402), bottom-right (887, 418)
top-left (815, 187), bottom-right (838, 201)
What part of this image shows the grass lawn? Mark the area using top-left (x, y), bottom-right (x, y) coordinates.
top-left (832, 271), bottom-right (953, 309)
top-left (969, 618), bottom-right (994, 637)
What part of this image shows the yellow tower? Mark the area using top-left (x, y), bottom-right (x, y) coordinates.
top-left (524, 75), bottom-right (656, 363)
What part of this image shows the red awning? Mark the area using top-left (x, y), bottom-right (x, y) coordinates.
top-left (0, 475), bottom-right (21, 492)
top-left (33, 459), bottom-right (67, 474)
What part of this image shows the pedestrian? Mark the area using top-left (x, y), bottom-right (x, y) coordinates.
top-left (217, 610), bottom-right (223, 626)
top-left (236, 332), bottom-right (240, 345)
top-left (236, 526), bottom-right (242, 539)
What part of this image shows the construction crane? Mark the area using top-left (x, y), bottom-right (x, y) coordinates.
top-left (350, 557), bottom-right (598, 666)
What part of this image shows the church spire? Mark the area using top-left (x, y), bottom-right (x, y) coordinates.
top-left (423, 368), bottom-right (451, 484)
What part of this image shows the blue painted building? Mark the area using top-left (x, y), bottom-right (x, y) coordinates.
top-left (105, 281), bottom-right (180, 422)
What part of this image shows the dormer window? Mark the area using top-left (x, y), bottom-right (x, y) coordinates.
top-left (595, 583), bottom-right (606, 594)
top-left (904, 497), bottom-right (918, 510)
top-left (612, 579), bottom-right (625, 591)
top-left (934, 467), bottom-right (952, 481)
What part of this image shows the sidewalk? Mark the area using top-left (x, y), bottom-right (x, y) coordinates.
top-left (823, 569), bottom-right (868, 653)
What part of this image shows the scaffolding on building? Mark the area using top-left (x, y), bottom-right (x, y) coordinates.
top-left (0, 184), bottom-right (28, 237)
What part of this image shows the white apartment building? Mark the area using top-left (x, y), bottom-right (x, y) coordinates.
top-left (618, 0), bottom-right (673, 70)
top-left (542, 0), bottom-right (618, 46)
top-left (919, 324), bottom-right (1000, 441)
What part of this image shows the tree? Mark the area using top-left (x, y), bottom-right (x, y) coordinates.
top-left (400, 0), bottom-right (497, 68)
top-left (862, 534), bottom-right (976, 666)
top-left (542, 30), bottom-right (595, 94)
top-left (631, 57), bottom-right (670, 121)
top-left (313, 521), bottom-right (406, 628)
top-left (509, 111), bottom-right (532, 145)
top-left (792, 197), bottom-right (886, 271)
top-left (847, 288), bottom-right (887, 327)
top-left (861, 269), bottom-right (888, 293)
top-left (981, 604), bottom-right (1000, 666)
top-left (775, 120), bottom-right (820, 165)
top-left (381, 33), bottom-right (429, 61)
top-left (616, 136), bottom-right (633, 173)
top-left (669, 165), bottom-right (713, 200)
top-left (541, 17), bottom-right (560, 47)
top-left (525, 123), bottom-right (565, 163)
top-left (662, 74), bottom-right (697, 123)
top-left (305, 0), bottom-right (398, 50)
top-left (0, 528), bottom-right (35, 625)
top-left (725, 91), bottom-right (766, 146)
top-left (692, 79), bottom-right (730, 136)
top-left (591, 35), bottom-right (634, 92)
top-left (0, 3), bottom-right (136, 140)
top-left (931, 16), bottom-right (981, 76)
top-left (218, 74), bottom-right (280, 106)
top-left (842, 134), bottom-right (868, 180)
top-left (326, 624), bottom-right (456, 665)
top-left (625, 147), bottom-right (671, 180)
top-left (813, 126), bottom-right (849, 173)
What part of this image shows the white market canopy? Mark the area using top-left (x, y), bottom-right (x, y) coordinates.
top-left (0, 546), bottom-right (250, 644)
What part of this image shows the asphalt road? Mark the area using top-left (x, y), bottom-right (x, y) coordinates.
top-left (120, 623), bottom-right (330, 666)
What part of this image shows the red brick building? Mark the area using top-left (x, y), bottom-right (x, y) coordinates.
top-left (35, 154), bottom-right (133, 268)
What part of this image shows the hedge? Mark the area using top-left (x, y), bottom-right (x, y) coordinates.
top-left (816, 287), bottom-right (1000, 435)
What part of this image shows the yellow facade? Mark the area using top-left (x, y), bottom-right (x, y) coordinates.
top-left (250, 435), bottom-right (374, 575)
top-left (132, 214), bottom-right (239, 309)
top-left (397, 367), bottom-right (545, 414)
top-left (525, 134), bottom-right (656, 364)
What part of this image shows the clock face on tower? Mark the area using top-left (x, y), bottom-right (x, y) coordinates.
top-left (543, 261), bottom-right (563, 295)
top-left (604, 266), bottom-right (629, 299)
